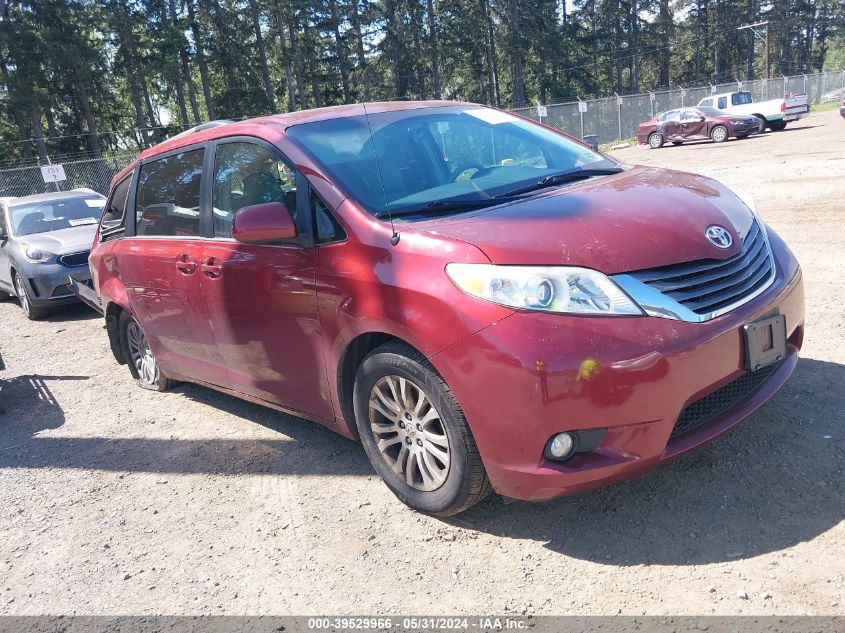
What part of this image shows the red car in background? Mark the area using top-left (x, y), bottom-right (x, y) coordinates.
top-left (637, 107), bottom-right (761, 148)
top-left (89, 101), bottom-right (803, 515)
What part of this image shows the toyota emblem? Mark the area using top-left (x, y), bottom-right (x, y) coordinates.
top-left (705, 225), bottom-right (733, 249)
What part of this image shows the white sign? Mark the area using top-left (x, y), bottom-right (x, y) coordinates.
top-left (649, 92), bottom-right (656, 101)
top-left (578, 101), bottom-right (587, 113)
top-left (680, 89), bottom-right (687, 98)
top-left (536, 105), bottom-right (548, 118)
top-left (40, 164), bottom-right (66, 183)
top-left (711, 85), bottom-right (717, 93)
top-left (616, 96), bottom-right (624, 106)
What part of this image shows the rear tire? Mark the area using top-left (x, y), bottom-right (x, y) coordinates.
top-left (353, 341), bottom-right (491, 516)
top-left (754, 116), bottom-right (767, 133)
top-left (769, 121), bottom-right (787, 131)
top-left (13, 273), bottom-right (46, 320)
top-left (0, 289), bottom-right (10, 301)
top-left (736, 133), bottom-right (749, 139)
top-left (710, 125), bottom-right (728, 143)
top-left (648, 132), bottom-right (664, 149)
top-left (120, 311), bottom-right (172, 392)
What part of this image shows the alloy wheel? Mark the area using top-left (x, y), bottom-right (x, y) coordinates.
top-left (125, 319), bottom-right (158, 385)
top-left (712, 126), bottom-right (727, 142)
top-left (368, 375), bottom-right (450, 492)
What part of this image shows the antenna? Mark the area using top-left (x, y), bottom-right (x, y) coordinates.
top-left (361, 103), bottom-right (400, 246)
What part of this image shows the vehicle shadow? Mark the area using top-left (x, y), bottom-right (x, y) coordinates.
top-left (41, 302), bottom-right (101, 322)
top-left (0, 376), bottom-right (371, 477)
top-left (446, 356), bottom-right (843, 566)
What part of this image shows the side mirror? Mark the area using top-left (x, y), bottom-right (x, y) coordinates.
top-left (232, 202), bottom-right (297, 244)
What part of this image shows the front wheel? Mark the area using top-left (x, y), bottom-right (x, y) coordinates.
top-left (710, 125), bottom-right (728, 143)
top-left (648, 132), bottom-right (664, 149)
top-left (120, 311), bottom-right (171, 391)
top-left (13, 273), bottom-right (46, 320)
top-left (671, 140), bottom-right (684, 146)
top-left (353, 341), bottom-right (491, 516)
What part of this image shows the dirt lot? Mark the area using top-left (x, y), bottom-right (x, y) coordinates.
top-left (1, 109), bottom-right (843, 617)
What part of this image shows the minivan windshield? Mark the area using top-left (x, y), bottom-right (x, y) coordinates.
top-left (286, 105), bottom-right (616, 218)
top-left (10, 195), bottom-right (105, 236)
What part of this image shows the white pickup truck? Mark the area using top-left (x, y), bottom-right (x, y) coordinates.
top-left (697, 90), bottom-right (809, 131)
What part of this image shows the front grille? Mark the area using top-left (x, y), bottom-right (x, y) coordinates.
top-left (629, 220), bottom-right (774, 316)
top-left (58, 251), bottom-right (90, 267)
top-left (671, 362), bottom-right (780, 438)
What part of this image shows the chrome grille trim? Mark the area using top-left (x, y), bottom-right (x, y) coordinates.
top-left (613, 219), bottom-right (776, 323)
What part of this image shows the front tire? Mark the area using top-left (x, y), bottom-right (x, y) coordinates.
top-left (710, 125), bottom-right (728, 143)
top-left (13, 273), bottom-right (46, 320)
top-left (353, 341), bottom-right (491, 516)
top-left (120, 311), bottom-right (171, 391)
top-left (648, 132), bottom-right (664, 149)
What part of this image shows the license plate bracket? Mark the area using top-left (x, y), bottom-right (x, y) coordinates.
top-left (743, 314), bottom-right (787, 371)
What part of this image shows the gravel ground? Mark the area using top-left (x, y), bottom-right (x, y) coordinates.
top-left (0, 109), bottom-right (843, 616)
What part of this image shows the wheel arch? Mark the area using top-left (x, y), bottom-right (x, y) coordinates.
top-left (336, 331), bottom-right (427, 439)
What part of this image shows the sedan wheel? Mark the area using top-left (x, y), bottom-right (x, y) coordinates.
top-left (121, 312), bottom-right (171, 391)
top-left (710, 125), bottom-right (728, 143)
top-left (369, 375), bottom-right (450, 492)
top-left (648, 132), bottom-right (664, 149)
top-left (353, 341), bottom-right (491, 515)
top-left (14, 274), bottom-right (45, 320)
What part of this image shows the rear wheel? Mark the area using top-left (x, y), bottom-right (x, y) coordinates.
top-left (0, 289), bottom-right (10, 301)
top-left (647, 132), bottom-right (664, 149)
top-left (120, 311), bottom-right (171, 391)
top-left (353, 341), bottom-right (491, 516)
top-left (754, 116), bottom-right (767, 133)
top-left (13, 273), bottom-right (46, 320)
top-left (769, 120), bottom-right (787, 131)
top-left (710, 125), bottom-right (728, 143)
top-left (736, 133), bottom-right (749, 139)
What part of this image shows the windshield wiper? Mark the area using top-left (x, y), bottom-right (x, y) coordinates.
top-left (374, 198), bottom-right (511, 220)
top-left (495, 167), bottom-right (624, 198)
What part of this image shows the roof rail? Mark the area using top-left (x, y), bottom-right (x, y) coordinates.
top-left (168, 120), bottom-right (235, 141)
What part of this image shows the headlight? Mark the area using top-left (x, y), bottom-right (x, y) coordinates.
top-left (445, 264), bottom-right (644, 315)
top-left (24, 246), bottom-right (55, 263)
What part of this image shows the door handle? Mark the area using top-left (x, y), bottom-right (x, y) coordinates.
top-left (175, 254), bottom-right (197, 275)
top-left (200, 256), bottom-right (222, 279)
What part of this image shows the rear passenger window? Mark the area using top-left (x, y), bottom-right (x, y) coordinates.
top-left (717, 97), bottom-right (727, 109)
top-left (136, 148), bottom-right (204, 237)
top-left (212, 142), bottom-right (298, 238)
top-left (101, 174), bottom-right (131, 233)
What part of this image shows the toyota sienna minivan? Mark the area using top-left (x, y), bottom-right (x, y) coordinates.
top-left (89, 102), bottom-right (804, 515)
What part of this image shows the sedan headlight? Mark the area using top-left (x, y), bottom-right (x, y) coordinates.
top-left (445, 264), bottom-right (643, 315)
top-left (24, 246), bottom-right (56, 263)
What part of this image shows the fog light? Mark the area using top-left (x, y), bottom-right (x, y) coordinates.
top-left (547, 432), bottom-right (575, 460)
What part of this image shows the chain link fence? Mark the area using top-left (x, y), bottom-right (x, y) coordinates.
top-left (513, 69), bottom-right (845, 145)
top-left (0, 152), bottom-right (136, 199)
top-left (0, 70), bottom-right (842, 198)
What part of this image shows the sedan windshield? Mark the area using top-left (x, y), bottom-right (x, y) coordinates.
top-left (10, 195), bottom-right (105, 236)
top-left (286, 105), bottom-right (615, 218)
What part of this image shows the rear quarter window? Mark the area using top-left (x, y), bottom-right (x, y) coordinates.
top-left (101, 174), bottom-right (132, 236)
top-left (136, 148), bottom-right (204, 237)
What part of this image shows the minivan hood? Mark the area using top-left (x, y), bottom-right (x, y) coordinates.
top-left (410, 166), bottom-right (754, 274)
top-left (18, 224), bottom-right (97, 254)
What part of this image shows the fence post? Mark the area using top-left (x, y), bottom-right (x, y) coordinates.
top-left (680, 86), bottom-right (685, 107)
top-left (615, 93), bottom-right (622, 141)
top-left (578, 98), bottom-right (585, 140)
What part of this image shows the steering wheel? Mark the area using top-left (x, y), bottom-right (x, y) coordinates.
top-left (449, 162), bottom-right (492, 182)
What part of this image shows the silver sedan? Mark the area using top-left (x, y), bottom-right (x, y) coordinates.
top-left (0, 189), bottom-right (105, 319)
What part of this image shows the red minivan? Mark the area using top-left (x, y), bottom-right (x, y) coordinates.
top-left (90, 102), bottom-right (804, 515)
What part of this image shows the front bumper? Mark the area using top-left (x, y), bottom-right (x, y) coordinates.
top-left (430, 232), bottom-right (804, 501)
top-left (21, 264), bottom-right (91, 307)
